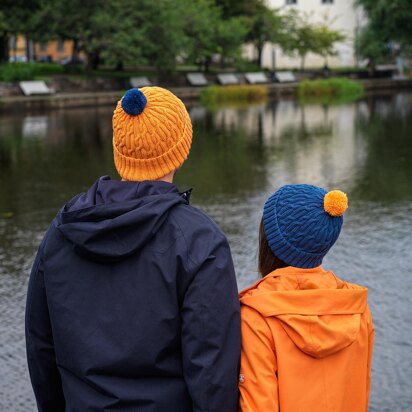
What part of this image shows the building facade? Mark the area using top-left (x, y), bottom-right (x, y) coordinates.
top-left (245, 0), bottom-right (366, 69)
top-left (8, 35), bottom-right (80, 63)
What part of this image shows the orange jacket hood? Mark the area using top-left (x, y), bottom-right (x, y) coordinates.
top-left (239, 266), bottom-right (368, 358)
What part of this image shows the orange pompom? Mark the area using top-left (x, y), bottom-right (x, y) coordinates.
top-left (324, 190), bottom-right (348, 217)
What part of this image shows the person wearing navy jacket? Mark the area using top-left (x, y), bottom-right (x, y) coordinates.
top-left (25, 87), bottom-right (241, 412)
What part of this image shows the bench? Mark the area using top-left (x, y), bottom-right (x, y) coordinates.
top-left (274, 71), bottom-right (297, 83)
top-left (129, 77), bottom-right (152, 88)
top-left (19, 81), bottom-right (54, 96)
top-left (245, 72), bottom-right (269, 84)
top-left (186, 73), bottom-right (208, 86)
top-left (217, 73), bottom-right (239, 85)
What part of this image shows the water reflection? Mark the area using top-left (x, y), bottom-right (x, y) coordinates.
top-left (21, 116), bottom-right (48, 139)
top-left (1, 94), bottom-right (412, 411)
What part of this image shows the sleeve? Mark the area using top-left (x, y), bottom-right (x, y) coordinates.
top-left (239, 305), bottom-right (279, 412)
top-left (180, 234), bottom-right (241, 412)
top-left (366, 306), bottom-right (374, 412)
top-left (25, 242), bottom-right (65, 411)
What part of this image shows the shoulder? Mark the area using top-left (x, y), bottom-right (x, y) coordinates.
top-left (170, 203), bottom-right (231, 266)
top-left (240, 304), bottom-right (274, 347)
top-left (171, 203), bottom-right (227, 242)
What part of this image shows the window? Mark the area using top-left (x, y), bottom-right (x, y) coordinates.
top-left (57, 39), bottom-right (64, 53)
top-left (322, 0), bottom-right (334, 4)
top-left (286, 0), bottom-right (297, 4)
top-left (40, 42), bottom-right (48, 52)
top-left (9, 36), bottom-right (17, 50)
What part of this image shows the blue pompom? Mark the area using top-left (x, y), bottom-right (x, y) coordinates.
top-left (121, 88), bottom-right (147, 116)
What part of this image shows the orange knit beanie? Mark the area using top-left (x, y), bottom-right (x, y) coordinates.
top-left (112, 87), bottom-right (193, 181)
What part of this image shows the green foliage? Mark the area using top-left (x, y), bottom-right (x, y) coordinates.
top-left (0, 0), bottom-right (40, 35)
top-left (282, 12), bottom-right (344, 70)
top-left (243, 2), bottom-right (285, 67)
top-left (234, 58), bottom-right (262, 73)
top-left (214, 0), bottom-right (258, 19)
top-left (215, 16), bottom-right (248, 65)
top-left (200, 85), bottom-right (267, 106)
top-left (139, 0), bottom-right (190, 74)
top-left (356, 0), bottom-right (412, 64)
top-left (355, 25), bottom-right (388, 64)
top-left (0, 62), bottom-right (64, 81)
top-left (356, 0), bottom-right (412, 50)
top-left (313, 24), bottom-right (345, 63)
top-left (298, 78), bottom-right (364, 103)
top-left (181, 0), bottom-right (247, 71)
top-left (331, 66), bottom-right (368, 74)
top-left (0, 11), bottom-right (8, 33)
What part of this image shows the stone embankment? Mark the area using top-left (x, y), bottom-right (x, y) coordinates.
top-left (1, 78), bottom-right (412, 113)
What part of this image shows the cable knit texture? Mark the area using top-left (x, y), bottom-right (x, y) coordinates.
top-left (113, 87), bottom-right (193, 181)
top-left (263, 184), bottom-right (346, 268)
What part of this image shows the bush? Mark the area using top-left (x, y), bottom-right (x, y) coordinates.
top-left (330, 66), bottom-right (368, 74)
top-left (298, 77), bottom-right (364, 101)
top-left (234, 58), bottom-right (262, 73)
top-left (0, 63), bottom-right (65, 81)
top-left (200, 85), bottom-right (268, 105)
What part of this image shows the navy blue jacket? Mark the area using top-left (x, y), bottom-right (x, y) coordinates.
top-left (25, 176), bottom-right (241, 412)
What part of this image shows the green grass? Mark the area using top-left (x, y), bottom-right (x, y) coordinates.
top-left (200, 85), bottom-right (267, 106)
top-left (0, 62), bottom-right (65, 81)
top-left (330, 66), bottom-right (368, 74)
top-left (298, 77), bottom-right (364, 104)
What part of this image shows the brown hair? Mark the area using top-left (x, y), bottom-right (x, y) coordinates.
top-left (259, 218), bottom-right (288, 277)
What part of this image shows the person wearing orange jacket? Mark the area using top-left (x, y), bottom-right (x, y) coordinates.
top-left (239, 184), bottom-right (374, 412)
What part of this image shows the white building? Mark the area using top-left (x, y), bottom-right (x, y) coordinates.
top-left (245, 0), bottom-right (366, 69)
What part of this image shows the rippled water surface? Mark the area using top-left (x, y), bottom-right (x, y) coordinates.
top-left (1, 93), bottom-right (412, 411)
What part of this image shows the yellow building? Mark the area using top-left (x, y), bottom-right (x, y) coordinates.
top-left (8, 35), bottom-right (27, 62)
top-left (35, 39), bottom-right (75, 63)
top-left (9, 35), bottom-right (82, 63)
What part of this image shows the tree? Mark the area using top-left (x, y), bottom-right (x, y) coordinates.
top-left (140, 0), bottom-right (189, 74)
top-left (281, 12), bottom-right (319, 70)
top-left (356, 0), bottom-right (412, 49)
top-left (0, 11), bottom-right (8, 63)
top-left (31, 0), bottom-right (185, 72)
top-left (355, 25), bottom-right (388, 76)
top-left (244, 2), bottom-right (284, 67)
top-left (355, 0), bottom-right (412, 72)
top-left (181, 0), bottom-right (247, 71)
top-left (0, 0), bottom-right (41, 62)
top-left (281, 12), bottom-right (344, 70)
top-left (313, 24), bottom-right (345, 66)
top-left (31, 0), bottom-right (104, 69)
top-left (215, 16), bottom-right (248, 68)
top-left (214, 0), bottom-right (257, 19)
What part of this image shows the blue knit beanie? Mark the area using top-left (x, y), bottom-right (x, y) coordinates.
top-left (263, 184), bottom-right (348, 269)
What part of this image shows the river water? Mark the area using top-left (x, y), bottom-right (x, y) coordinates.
top-left (0, 93), bottom-right (411, 411)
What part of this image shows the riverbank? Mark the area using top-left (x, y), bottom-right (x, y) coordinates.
top-left (1, 78), bottom-right (412, 112)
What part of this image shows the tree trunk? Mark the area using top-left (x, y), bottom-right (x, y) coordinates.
top-left (300, 54), bottom-right (306, 71)
top-left (256, 43), bottom-right (264, 68)
top-left (25, 36), bottom-right (33, 62)
top-left (367, 59), bottom-right (375, 78)
top-left (86, 51), bottom-right (100, 71)
top-left (115, 61), bottom-right (124, 71)
top-left (0, 33), bottom-right (9, 63)
top-left (71, 39), bottom-right (79, 61)
top-left (204, 56), bottom-right (211, 73)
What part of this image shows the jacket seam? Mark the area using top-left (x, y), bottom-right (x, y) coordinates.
top-left (169, 212), bottom-right (198, 272)
top-left (169, 211), bottom-right (211, 410)
top-left (26, 227), bottom-right (52, 318)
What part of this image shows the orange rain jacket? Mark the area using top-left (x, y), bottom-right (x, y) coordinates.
top-left (239, 266), bottom-right (374, 412)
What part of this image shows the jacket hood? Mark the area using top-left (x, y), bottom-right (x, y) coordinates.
top-left (240, 267), bottom-right (368, 358)
top-left (56, 176), bottom-right (187, 262)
